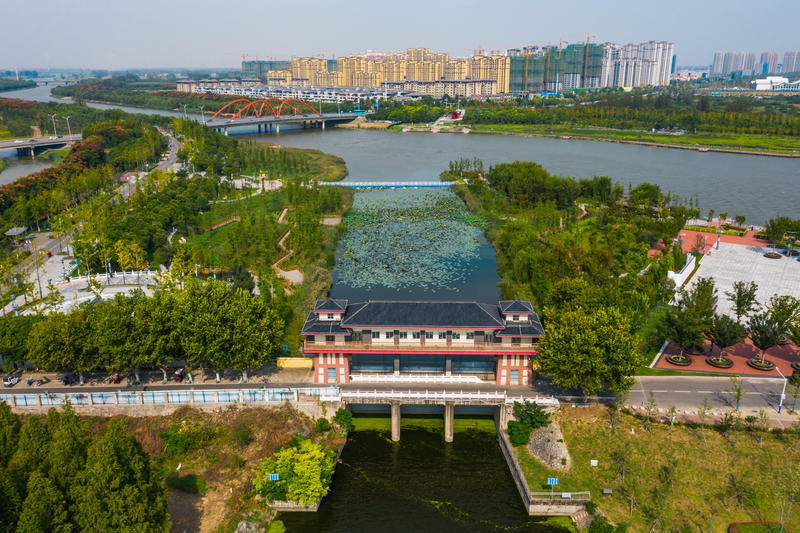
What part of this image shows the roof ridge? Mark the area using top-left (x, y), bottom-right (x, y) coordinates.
top-left (476, 302), bottom-right (505, 326)
top-left (342, 301), bottom-right (369, 323)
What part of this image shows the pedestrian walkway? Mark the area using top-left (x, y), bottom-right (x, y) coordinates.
top-left (655, 339), bottom-right (800, 377)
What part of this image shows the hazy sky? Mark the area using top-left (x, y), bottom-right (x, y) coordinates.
top-left (2, 0), bottom-right (799, 70)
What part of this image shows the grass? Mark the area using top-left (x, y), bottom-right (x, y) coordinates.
top-left (166, 473), bottom-right (207, 494)
top-left (685, 224), bottom-right (747, 237)
top-left (466, 123), bottom-right (800, 155)
top-left (515, 406), bottom-right (800, 532)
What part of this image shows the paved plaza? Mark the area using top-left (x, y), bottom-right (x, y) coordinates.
top-left (686, 241), bottom-right (800, 317)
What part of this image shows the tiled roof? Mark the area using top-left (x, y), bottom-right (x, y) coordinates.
top-left (300, 312), bottom-right (350, 335)
top-left (313, 298), bottom-right (348, 312)
top-left (495, 320), bottom-right (545, 338)
top-left (499, 299), bottom-right (534, 314)
top-left (341, 301), bottom-right (505, 329)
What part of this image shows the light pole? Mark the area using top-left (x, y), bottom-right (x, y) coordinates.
top-left (182, 104), bottom-right (189, 120)
top-left (49, 114), bottom-right (58, 136)
top-left (64, 116), bottom-right (72, 137)
top-left (776, 366), bottom-right (788, 413)
top-left (199, 106), bottom-right (206, 126)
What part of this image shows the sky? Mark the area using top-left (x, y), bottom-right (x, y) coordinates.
top-left (2, 0), bottom-right (799, 70)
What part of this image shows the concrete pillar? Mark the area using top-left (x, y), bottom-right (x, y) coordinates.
top-left (394, 354), bottom-right (400, 375)
top-left (11, 395), bottom-right (17, 407)
top-left (444, 402), bottom-right (454, 443)
top-left (88, 393), bottom-right (94, 405)
top-left (257, 124), bottom-right (262, 133)
top-left (139, 392), bottom-right (144, 405)
top-left (391, 401), bottom-right (401, 442)
top-left (276, 125), bottom-right (280, 134)
top-left (445, 354), bottom-right (452, 376)
top-left (114, 391), bottom-right (119, 405)
top-left (163, 392), bottom-right (169, 404)
top-left (321, 120), bottom-right (325, 130)
top-left (224, 128), bottom-right (228, 136)
top-left (37, 394), bottom-right (42, 406)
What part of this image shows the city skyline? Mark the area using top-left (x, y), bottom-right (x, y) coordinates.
top-left (1, 0), bottom-right (799, 70)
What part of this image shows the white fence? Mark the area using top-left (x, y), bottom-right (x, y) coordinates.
top-left (340, 388), bottom-right (559, 406)
top-left (667, 254), bottom-right (696, 288)
top-left (1, 386), bottom-right (339, 408)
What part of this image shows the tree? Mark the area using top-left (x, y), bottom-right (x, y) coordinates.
top-left (15, 472), bottom-right (69, 533)
top-left (253, 439), bottom-right (335, 507)
top-left (788, 375), bottom-right (800, 415)
top-left (725, 281), bottom-right (758, 321)
top-left (706, 313), bottom-right (746, 362)
top-left (644, 391), bottom-right (658, 431)
top-left (696, 397), bottom-right (711, 440)
top-left (767, 294), bottom-right (800, 336)
top-left (27, 310), bottom-right (96, 384)
top-left (749, 311), bottom-right (782, 364)
top-left (665, 277), bottom-right (716, 355)
top-left (133, 290), bottom-right (183, 381)
top-left (231, 263), bottom-right (255, 294)
top-left (47, 402), bottom-right (87, 492)
top-left (537, 306), bottom-right (642, 396)
top-left (0, 401), bottom-right (21, 467)
top-left (727, 375), bottom-right (744, 411)
top-left (72, 420), bottom-right (170, 532)
top-left (719, 211), bottom-right (728, 224)
top-left (764, 217), bottom-right (788, 249)
top-left (41, 283), bottom-right (65, 313)
top-left (734, 214), bottom-right (746, 227)
top-left (707, 209), bottom-right (715, 224)
top-left (513, 401), bottom-right (551, 430)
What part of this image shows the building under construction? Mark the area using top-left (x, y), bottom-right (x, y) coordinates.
top-left (508, 43), bottom-right (603, 94)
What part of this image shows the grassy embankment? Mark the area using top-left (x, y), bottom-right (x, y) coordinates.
top-left (87, 405), bottom-right (342, 532)
top-left (515, 406), bottom-right (800, 532)
top-left (466, 123), bottom-right (800, 156)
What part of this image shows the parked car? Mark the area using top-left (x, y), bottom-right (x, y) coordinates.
top-left (4, 375), bottom-right (20, 387)
top-left (13, 140), bottom-right (24, 144)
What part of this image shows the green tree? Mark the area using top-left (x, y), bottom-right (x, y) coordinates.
top-left (253, 439), bottom-right (335, 507)
top-left (767, 294), bottom-right (800, 336)
top-left (665, 277), bottom-right (716, 355)
top-left (27, 310), bottom-right (95, 384)
top-left (724, 281), bottom-right (758, 321)
top-left (537, 306), bottom-right (642, 395)
top-left (727, 375), bottom-right (744, 411)
top-left (706, 313), bottom-right (746, 362)
top-left (15, 471), bottom-right (69, 533)
top-left (749, 311), bottom-right (782, 364)
top-left (765, 217), bottom-right (788, 248)
top-left (72, 420), bottom-right (170, 533)
top-left (0, 402), bottom-right (21, 467)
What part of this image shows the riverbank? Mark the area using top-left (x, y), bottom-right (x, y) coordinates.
top-left (515, 405), bottom-right (800, 532)
top-left (392, 122), bottom-right (800, 157)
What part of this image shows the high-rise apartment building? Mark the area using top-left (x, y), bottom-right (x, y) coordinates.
top-left (783, 51), bottom-right (800, 73)
top-left (712, 52), bottom-right (725, 75)
top-left (599, 41), bottom-right (674, 88)
top-left (760, 51), bottom-right (779, 74)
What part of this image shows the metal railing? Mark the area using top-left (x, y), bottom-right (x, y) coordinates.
top-left (529, 491), bottom-right (591, 501)
top-left (1, 386), bottom-right (339, 409)
top-left (339, 388), bottom-right (559, 406)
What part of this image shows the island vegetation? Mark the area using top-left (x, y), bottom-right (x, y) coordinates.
top-left (0, 79), bottom-right (36, 92)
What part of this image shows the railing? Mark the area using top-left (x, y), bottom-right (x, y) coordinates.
top-left (350, 374), bottom-right (483, 384)
top-left (0, 386), bottom-right (340, 409)
top-left (529, 492), bottom-right (591, 501)
top-left (304, 340), bottom-right (536, 353)
top-left (340, 388), bottom-right (558, 406)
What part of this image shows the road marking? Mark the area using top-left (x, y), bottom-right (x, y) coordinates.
top-left (652, 390), bottom-right (668, 393)
top-left (698, 390), bottom-right (713, 393)
top-left (675, 390), bottom-right (691, 393)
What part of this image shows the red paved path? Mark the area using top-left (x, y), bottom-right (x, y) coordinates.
top-left (655, 338), bottom-right (800, 377)
top-left (649, 227), bottom-right (771, 257)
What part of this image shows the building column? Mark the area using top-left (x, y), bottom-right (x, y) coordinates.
top-left (391, 401), bottom-right (401, 442)
top-left (257, 124), bottom-right (262, 133)
top-left (394, 354), bottom-right (400, 375)
top-left (445, 354), bottom-right (452, 376)
top-left (444, 402), bottom-right (454, 443)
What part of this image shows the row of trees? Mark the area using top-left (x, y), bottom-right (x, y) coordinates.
top-left (0, 402), bottom-right (170, 532)
top-left (7, 279), bottom-right (284, 381)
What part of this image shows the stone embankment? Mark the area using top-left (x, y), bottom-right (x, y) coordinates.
top-left (528, 421), bottom-right (571, 470)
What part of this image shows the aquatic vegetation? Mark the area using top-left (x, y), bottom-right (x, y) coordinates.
top-left (337, 188), bottom-right (486, 292)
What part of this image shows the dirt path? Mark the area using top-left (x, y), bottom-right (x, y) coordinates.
top-left (271, 212), bottom-right (304, 288)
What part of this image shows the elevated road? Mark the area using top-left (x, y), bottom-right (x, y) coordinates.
top-left (205, 112), bottom-right (360, 134)
top-left (0, 134), bottom-right (82, 154)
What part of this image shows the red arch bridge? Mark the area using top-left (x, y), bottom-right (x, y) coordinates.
top-left (204, 97), bottom-right (362, 134)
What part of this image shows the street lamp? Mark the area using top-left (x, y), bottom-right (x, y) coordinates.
top-left (776, 366), bottom-right (788, 413)
top-left (182, 104), bottom-right (189, 120)
top-left (64, 115), bottom-right (72, 137)
top-left (49, 113), bottom-right (58, 136)
top-left (199, 106), bottom-right (206, 126)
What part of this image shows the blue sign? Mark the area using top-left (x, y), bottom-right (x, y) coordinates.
top-left (269, 474), bottom-right (280, 481)
top-left (547, 478), bottom-right (559, 486)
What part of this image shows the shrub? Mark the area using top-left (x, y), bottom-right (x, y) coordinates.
top-left (333, 409), bottom-right (353, 434)
top-left (589, 516), bottom-right (626, 533)
top-left (315, 418), bottom-right (331, 433)
top-left (561, 457), bottom-right (567, 465)
top-left (513, 401), bottom-right (551, 430)
top-left (166, 474), bottom-right (207, 494)
top-left (507, 421), bottom-right (533, 446)
top-left (585, 501), bottom-right (597, 514)
top-left (232, 421), bottom-right (252, 447)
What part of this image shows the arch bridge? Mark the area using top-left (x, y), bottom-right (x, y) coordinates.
top-left (204, 97), bottom-right (361, 135)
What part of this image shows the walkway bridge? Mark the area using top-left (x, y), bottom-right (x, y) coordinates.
top-left (319, 181), bottom-right (450, 188)
top-left (203, 97), bottom-right (360, 134)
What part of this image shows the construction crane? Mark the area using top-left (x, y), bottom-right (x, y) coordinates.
top-left (583, 34), bottom-right (596, 88)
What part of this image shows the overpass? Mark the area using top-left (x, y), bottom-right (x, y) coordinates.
top-left (0, 134), bottom-right (82, 157)
top-left (203, 97), bottom-right (361, 134)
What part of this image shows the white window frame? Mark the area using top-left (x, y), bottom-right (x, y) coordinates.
top-left (371, 331), bottom-right (380, 339)
top-left (412, 332), bottom-right (420, 339)
top-left (425, 332), bottom-right (434, 339)
top-left (452, 332), bottom-right (461, 340)
top-left (385, 331), bottom-right (394, 339)
top-left (399, 331), bottom-right (408, 339)
top-left (438, 332), bottom-right (447, 340)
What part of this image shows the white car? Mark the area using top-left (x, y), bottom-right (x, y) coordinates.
top-left (49, 136), bottom-right (58, 139)
top-left (3, 375), bottom-right (20, 387)
top-left (13, 140), bottom-right (24, 143)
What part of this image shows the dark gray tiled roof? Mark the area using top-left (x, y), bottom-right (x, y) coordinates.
top-left (495, 321), bottom-right (545, 338)
top-left (341, 301), bottom-right (505, 329)
top-left (300, 312), bottom-right (350, 335)
top-left (499, 299), bottom-right (534, 314)
top-left (314, 298), bottom-right (348, 313)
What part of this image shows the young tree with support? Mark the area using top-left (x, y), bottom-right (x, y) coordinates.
top-left (706, 313), bottom-right (746, 367)
top-left (748, 311), bottom-right (782, 370)
top-left (724, 281), bottom-right (758, 322)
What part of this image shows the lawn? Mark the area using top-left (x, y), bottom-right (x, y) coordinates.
top-left (467, 124), bottom-right (800, 155)
top-left (514, 406), bottom-right (800, 532)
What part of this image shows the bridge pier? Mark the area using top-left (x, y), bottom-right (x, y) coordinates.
top-left (444, 402), bottom-right (455, 443)
top-left (276, 125), bottom-right (280, 134)
top-left (391, 401), bottom-right (401, 442)
top-left (257, 124), bottom-right (262, 133)
top-left (224, 128), bottom-right (228, 136)
top-left (321, 120), bottom-right (325, 130)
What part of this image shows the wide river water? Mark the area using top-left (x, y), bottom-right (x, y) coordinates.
top-left (3, 85), bottom-right (799, 531)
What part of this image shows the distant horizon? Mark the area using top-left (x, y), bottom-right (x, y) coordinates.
top-left (2, 0), bottom-right (799, 69)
